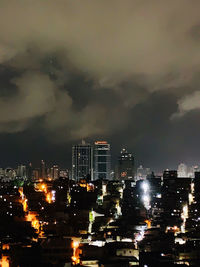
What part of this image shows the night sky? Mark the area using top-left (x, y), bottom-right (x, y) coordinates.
top-left (0, 0), bottom-right (200, 171)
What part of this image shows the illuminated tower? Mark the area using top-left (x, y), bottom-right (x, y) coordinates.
top-left (17, 165), bottom-right (26, 178)
top-left (72, 140), bottom-right (93, 181)
top-left (50, 165), bottom-right (59, 180)
top-left (40, 160), bottom-right (46, 179)
top-left (117, 148), bottom-right (134, 180)
top-left (177, 163), bottom-right (188, 177)
top-left (94, 141), bottom-right (111, 180)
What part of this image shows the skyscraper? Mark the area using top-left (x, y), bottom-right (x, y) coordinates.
top-left (27, 163), bottom-right (33, 181)
top-left (136, 165), bottom-right (151, 180)
top-left (50, 165), bottom-right (59, 180)
top-left (17, 165), bottom-right (26, 178)
top-left (177, 163), bottom-right (188, 177)
top-left (117, 148), bottom-right (134, 180)
top-left (72, 140), bottom-right (93, 181)
top-left (40, 160), bottom-right (46, 179)
top-left (94, 141), bottom-right (111, 180)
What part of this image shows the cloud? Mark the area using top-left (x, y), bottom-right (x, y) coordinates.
top-left (0, 71), bottom-right (72, 132)
top-left (171, 91), bottom-right (200, 119)
top-left (0, 0), bottom-right (200, 139)
top-left (1, 0), bottom-right (200, 80)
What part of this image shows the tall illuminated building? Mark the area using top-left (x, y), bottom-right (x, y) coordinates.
top-left (177, 163), bottom-right (188, 177)
top-left (136, 165), bottom-right (151, 180)
top-left (60, 169), bottom-right (69, 179)
top-left (94, 141), bottom-right (111, 180)
top-left (40, 160), bottom-right (46, 179)
top-left (33, 169), bottom-right (39, 180)
top-left (117, 148), bottom-right (134, 180)
top-left (50, 165), bottom-right (59, 180)
top-left (17, 165), bottom-right (26, 178)
top-left (72, 140), bottom-right (93, 181)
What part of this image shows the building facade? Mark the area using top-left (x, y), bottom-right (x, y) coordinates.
top-left (40, 160), bottom-right (46, 179)
top-left (93, 141), bottom-right (111, 180)
top-left (72, 140), bottom-right (93, 181)
top-left (117, 148), bottom-right (134, 180)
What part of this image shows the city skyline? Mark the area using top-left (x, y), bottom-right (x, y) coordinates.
top-left (2, 143), bottom-right (200, 174)
top-left (1, 140), bottom-right (200, 181)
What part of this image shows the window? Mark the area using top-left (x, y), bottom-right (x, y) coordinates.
top-left (98, 164), bottom-right (107, 172)
top-left (98, 156), bottom-right (107, 162)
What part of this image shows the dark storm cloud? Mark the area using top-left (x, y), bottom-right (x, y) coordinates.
top-left (0, 0), bottom-right (200, 168)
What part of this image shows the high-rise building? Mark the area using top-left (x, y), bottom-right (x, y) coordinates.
top-left (188, 165), bottom-right (199, 178)
top-left (17, 165), bottom-right (26, 178)
top-left (60, 169), bottom-right (69, 179)
top-left (163, 169), bottom-right (177, 179)
top-left (117, 148), bottom-right (134, 180)
top-left (72, 140), bottom-right (93, 181)
top-left (0, 168), bottom-right (4, 178)
top-left (40, 160), bottom-right (46, 179)
top-left (27, 163), bottom-right (33, 181)
top-left (5, 168), bottom-right (16, 179)
top-left (136, 165), bottom-right (151, 180)
top-left (33, 169), bottom-right (40, 180)
top-left (50, 165), bottom-right (59, 180)
top-left (177, 163), bottom-right (188, 177)
top-left (162, 169), bottom-right (191, 229)
top-left (94, 141), bottom-right (111, 180)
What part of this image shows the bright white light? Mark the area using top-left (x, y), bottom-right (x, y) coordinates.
top-left (183, 205), bottom-right (188, 217)
top-left (189, 193), bottom-right (193, 205)
top-left (143, 195), bottom-right (150, 202)
top-left (181, 204), bottom-right (188, 233)
top-left (136, 235), bottom-right (143, 242)
top-left (121, 238), bottom-right (132, 242)
top-left (89, 240), bottom-right (105, 247)
top-left (135, 234), bottom-right (143, 242)
top-left (142, 181), bottom-right (149, 193)
top-left (51, 190), bottom-right (56, 201)
top-left (175, 237), bottom-right (186, 245)
top-left (156, 193), bottom-right (161, 198)
top-left (72, 241), bottom-right (79, 249)
top-left (142, 193), bottom-right (151, 210)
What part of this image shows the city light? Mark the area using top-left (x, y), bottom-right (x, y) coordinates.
top-left (19, 188), bottom-right (28, 212)
top-left (0, 256), bottom-right (10, 267)
top-left (46, 192), bottom-right (52, 204)
top-left (19, 188), bottom-right (43, 237)
top-left (52, 190), bottom-right (56, 202)
top-left (181, 204), bottom-right (188, 233)
top-left (26, 212), bottom-right (40, 234)
top-left (135, 230), bottom-right (145, 243)
top-left (72, 241), bottom-right (79, 249)
top-left (142, 194), bottom-right (151, 210)
top-left (72, 240), bottom-right (80, 265)
top-left (40, 183), bottom-right (47, 194)
top-left (141, 181), bottom-right (149, 193)
top-left (141, 181), bottom-right (151, 210)
top-left (143, 195), bottom-right (150, 202)
top-left (145, 219), bottom-right (151, 229)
